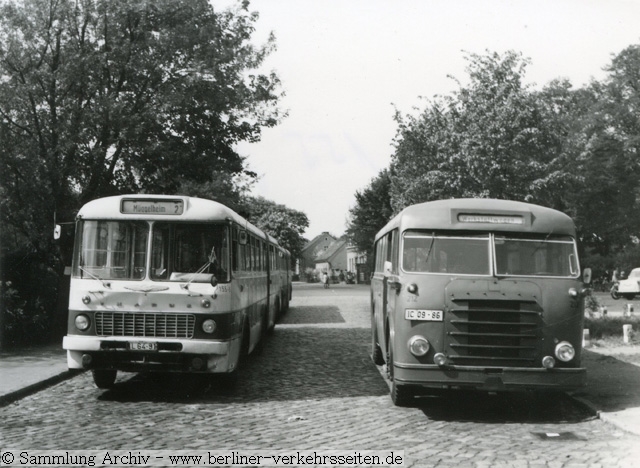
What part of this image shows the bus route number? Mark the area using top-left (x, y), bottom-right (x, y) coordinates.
top-left (405, 309), bottom-right (443, 321)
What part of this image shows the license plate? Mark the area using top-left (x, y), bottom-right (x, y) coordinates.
top-left (405, 309), bottom-right (443, 321)
top-left (128, 341), bottom-right (158, 351)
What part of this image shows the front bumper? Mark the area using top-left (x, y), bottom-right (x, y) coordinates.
top-left (394, 362), bottom-right (586, 391)
top-left (63, 335), bottom-right (234, 373)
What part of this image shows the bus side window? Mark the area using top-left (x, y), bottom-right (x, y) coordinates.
top-left (374, 238), bottom-right (383, 272)
top-left (391, 229), bottom-right (399, 274)
top-left (231, 227), bottom-right (238, 272)
top-left (385, 231), bottom-right (395, 274)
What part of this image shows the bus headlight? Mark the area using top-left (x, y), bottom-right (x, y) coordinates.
top-left (201, 299), bottom-right (211, 308)
top-left (555, 341), bottom-right (575, 362)
top-left (75, 314), bottom-right (90, 331)
top-left (407, 283), bottom-right (418, 294)
top-left (408, 336), bottom-right (430, 356)
top-left (202, 319), bottom-right (216, 334)
top-left (82, 295), bottom-right (91, 305)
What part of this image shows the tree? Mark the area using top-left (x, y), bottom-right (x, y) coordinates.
top-left (0, 0), bottom-right (285, 348)
top-left (242, 196), bottom-right (309, 267)
top-left (346, 169), bottom-right (393, 262)
top-left (0, 0), bottom-right (285, 254)
top-left (389, 50), bottom-right (577, 213)
top-left (565, 45), bottom-right (640, 256)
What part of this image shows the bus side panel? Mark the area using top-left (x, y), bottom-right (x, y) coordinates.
top-left (233, 272), bottom-right (269, 354)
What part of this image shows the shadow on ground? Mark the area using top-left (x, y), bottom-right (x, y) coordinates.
top-left (98, 327), bottom-right (387, 404)
top-left (413, 390), bottom-right (594, 424)
top-left (573, 349), bottom-right (640, 413)
top-left (278, 305), bottom-right (345, 324)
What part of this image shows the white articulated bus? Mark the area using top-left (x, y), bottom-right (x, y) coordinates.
top-left (62, 195), bottom-right (291, 389)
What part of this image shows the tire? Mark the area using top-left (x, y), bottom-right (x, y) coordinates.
top-left (92, 369), bottom-right (117, 389)
top-left (611, 285), bottom-right (621, 300)
top-left (274, 298), bottom-right (282, 324)
top-left (268, 302), bottom-right (277, 334)
top-left (387, 343), bottom-right (415, 407)
top-left (370, 314), bottom-right (384, 365)
top-left (218, 369), bottom-right (239, 393)
top-left (253, 310), bottom-right (268, 354)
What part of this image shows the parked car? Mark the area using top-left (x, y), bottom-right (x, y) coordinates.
top-left (611, 267), bottom-right (640, 300)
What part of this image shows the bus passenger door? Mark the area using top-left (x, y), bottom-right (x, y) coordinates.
top-left (378, 230), bottom-right (399, 358)
top-left (383, 261), bottom-right (398, 353)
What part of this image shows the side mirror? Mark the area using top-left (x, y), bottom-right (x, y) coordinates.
top-left (238, 230), bottom-right (248, 245)
top-left (384, 261), bottom-right (393, 277)
top-left (53, 224), bottom-right (61, 240)
top-left (583, 267), bottom-right (592, 285)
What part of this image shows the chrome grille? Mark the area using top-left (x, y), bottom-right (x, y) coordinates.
top-left (445, 299), bottom-right (542, 366)
top-left (95, 312), bottom-right (195, 338)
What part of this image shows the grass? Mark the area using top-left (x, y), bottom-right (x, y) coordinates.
top-left (584, 315), bottom-right (640, 341)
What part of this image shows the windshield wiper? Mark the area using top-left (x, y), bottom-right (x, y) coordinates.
top-left (79, 266), bottom-right (111, 289)
top-left (531, 231), bottom-right (554, 258)
top-left (181, 246), bottom-right (219, 292)
top-left (424, 232), bottom-right (436, 267)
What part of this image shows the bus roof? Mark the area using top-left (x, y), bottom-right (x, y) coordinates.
top-left (375, 198), bottom-right (576, 241)
top-left (77, 195), bottom-right (279, 245)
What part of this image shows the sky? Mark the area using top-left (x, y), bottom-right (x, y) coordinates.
top-left (213, 0), bottom-right (640, 241)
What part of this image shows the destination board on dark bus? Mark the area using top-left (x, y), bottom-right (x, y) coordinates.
top-left (121, 199), bottom-right (184, 215)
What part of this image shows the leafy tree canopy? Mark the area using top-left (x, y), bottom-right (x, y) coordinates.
top-left (0, 0), bottom-right (285, 253)
top-left (351, 46), bottom-right (640, 262)
top-left (390, 50), bottom-right (578, 213)
top-left (242, 196), bottom-right (309, 266)
top-left (346, 169), bottom-right (393, 259)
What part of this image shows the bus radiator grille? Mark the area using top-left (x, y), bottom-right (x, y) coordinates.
top-left (95, 312), bottom-right (196, 338)
top-left (445, 299), bottom-right (542, 367)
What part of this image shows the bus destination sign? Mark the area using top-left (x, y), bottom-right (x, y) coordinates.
top-left (458, 214), bottom-right (524, 225)
top-left (121, 199), bottom-right (184, 215)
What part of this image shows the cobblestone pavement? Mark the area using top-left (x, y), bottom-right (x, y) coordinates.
top-left (2, 283), bottom-right (640, 467)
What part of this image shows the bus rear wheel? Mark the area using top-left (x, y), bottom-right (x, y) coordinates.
top-left (92, 369), bottom-right (117, 389)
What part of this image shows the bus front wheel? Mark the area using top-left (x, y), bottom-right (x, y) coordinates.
top-left (370, 320), bottom-right (384, 365)
top-left (92, 369), bottom-right (117, 389)
top-left (387, 345), bottom-right (415, 407)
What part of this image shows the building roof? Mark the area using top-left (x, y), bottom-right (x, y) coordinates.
top-left (315, 239), bottom-right (348, 263)
top-left (302, 231), bottom-right (336, 254)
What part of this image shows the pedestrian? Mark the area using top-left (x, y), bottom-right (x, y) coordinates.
top-left (322, 271), bottom-right (329, 289)
top-left (339, 270), bottom-right (345, 283)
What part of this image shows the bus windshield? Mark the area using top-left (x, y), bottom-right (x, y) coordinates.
top-left (401, 231), bottom-right (579, 278)
top-left (74, 220), bottom-right (148, 280)
top-left (494, 234), bottom-right (578, 277)
top-left (151, 223), bottom-right (230, 283)
top-left (403, 232), bottom-right (491, 275)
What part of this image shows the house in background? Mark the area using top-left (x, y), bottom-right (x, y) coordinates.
top-left (298, 232), bottom-right (368, 283)
top-left (298, 232), bottom-right (337, 278)
top-left (314, 239), bottom-right (348, 278)
top-left (347, 244), bottom-right (369, 284)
